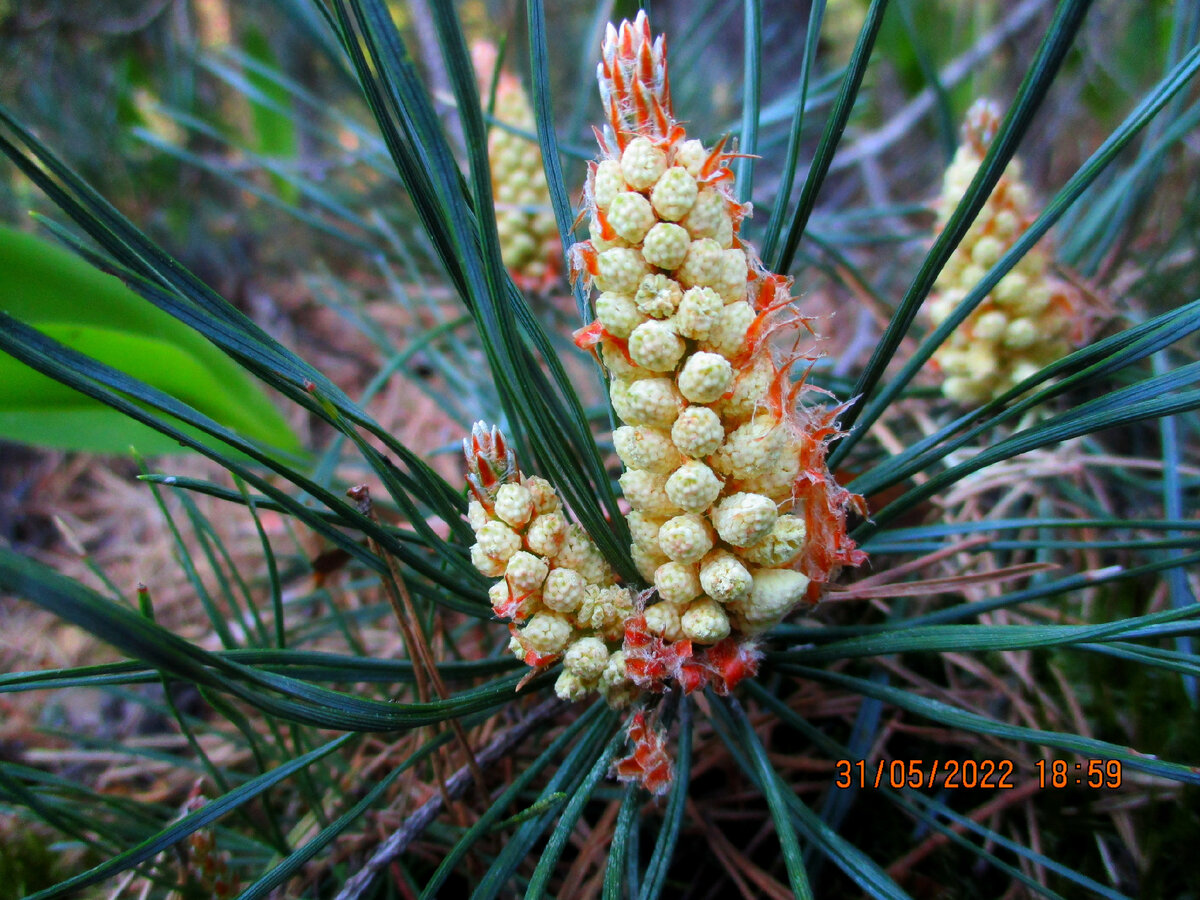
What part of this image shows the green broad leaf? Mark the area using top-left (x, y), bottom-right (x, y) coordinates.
top-left (0, 405), bottom-right (182, 457)
top-left (0, 225), bottom-right (300, 455)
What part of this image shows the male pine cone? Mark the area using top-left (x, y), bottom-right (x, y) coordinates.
top-left (464, 12), bottom-right (867, 709)
top-left (472, 41), bottom-right (561, 292)
top-left (570, 13), bottom-right (865, 656)
top-left (926, 99), bottom-right (1082, 404)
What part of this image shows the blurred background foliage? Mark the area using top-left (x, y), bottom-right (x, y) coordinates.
top-left (2, 1), bottom-right (1194, 315)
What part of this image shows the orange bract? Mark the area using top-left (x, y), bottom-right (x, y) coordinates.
top-left (614, 711), bottom-right (674, 796)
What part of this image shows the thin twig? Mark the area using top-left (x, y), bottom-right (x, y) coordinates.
top-left (849, 536), bottom-right (992, 589)
top-left (333, 698), bottom-right (565, 900)
top-left (827, 561), bottom-right (1055, 600)
top-left (349, 485), bottom-right (488, 799)
top-left (831, 0), bottom-right (1053, 172)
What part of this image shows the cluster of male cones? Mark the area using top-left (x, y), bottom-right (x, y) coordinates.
top-left (472, 41), bottom-right (562, 292)
top-left (926, 99), bottom-right (1083, 404)
top-left (463, 13), bottom-right (865, 793)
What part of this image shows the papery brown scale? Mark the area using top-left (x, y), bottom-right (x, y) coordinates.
top-left (604, 334), bottom-right (635, 364)
top-left (615, 757), bottom-right (643, 778)
top-left (700, 136), bottom-right (729, 177)
top-left (753, 272), bottom-right (788, 312)
top-left (644, 760), bottom-right (673, 792)
top-left (614, 710), bottom-right (674, 795)
top-left (608, 100), bottom-right (627, 150)
top-left (796, 470), bottom-right (867, 598)
top-left (604, 56), bottom-right (620, 94)
top-left (508, 623), bottom-right (561, 668)
top-left (623, 614), bottom-right (653, 647)
top-left (628, 710), bottom-right (648, 740)
top-left (619, 19), bottom-right (635, 56)
top-left (664, 122), bottom-right (687, 152)
top-left (706, 638), bottom-right (761, 693)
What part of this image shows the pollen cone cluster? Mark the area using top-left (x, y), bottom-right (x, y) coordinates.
top-left (464, 423), bottom-right (641, 709)
top-left (927, 99), bottom-right (1081, 404)
top-left (568, 15), bottom-right (865, 687)
top-left (463, 13), bottom-right (866, 712)
top-left (472, 41), bottom-right (561, 292)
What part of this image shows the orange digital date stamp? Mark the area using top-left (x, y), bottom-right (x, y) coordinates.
top-left (834, 758), bottom-right (1124, 789)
